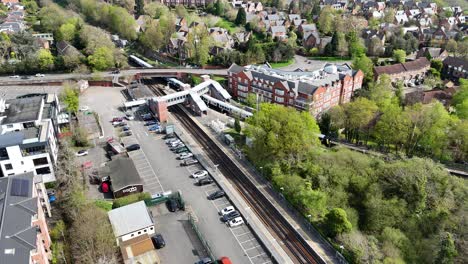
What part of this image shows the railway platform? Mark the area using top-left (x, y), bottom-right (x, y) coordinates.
top-left (175, 109), bottom-right (346, 264)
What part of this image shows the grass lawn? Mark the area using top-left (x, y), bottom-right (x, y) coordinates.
top-left (270, 59), bottom-right (294, 69)
top-left (308, 56), bottom-right (352, 61)
top-left (213, 76), bottom-right (227, 82)
top-left (215, 18), bottom-right (239, 34)
top-left (94, 200), bottom-right (113, 211)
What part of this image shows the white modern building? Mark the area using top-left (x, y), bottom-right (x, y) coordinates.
top-left (0, 94), bottom-right (60, 183)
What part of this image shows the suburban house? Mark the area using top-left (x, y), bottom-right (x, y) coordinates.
top-left (0, 94), bottom-right (60, 183)
top-left (416, 47), bottom-right (448, 61)
top-left (0, 172), bottom-right (52, 264)
top-left (209, 27), bottom-right (234, 55)
top-left (442, 56), bottom-right (468, 81)
top-left (108, 201), bottom-right (159, 264)
top-left (374, 57), bottom-right (430, 84)
top-left (269, 26), bottom-right (287, 40)
top-left (160, 0), bottom-right (213, 7)
top-left (227, 63), bottom-right (364, 117)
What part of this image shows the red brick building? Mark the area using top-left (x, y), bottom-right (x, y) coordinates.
top-left (227, 64), bottom-right (364, 117)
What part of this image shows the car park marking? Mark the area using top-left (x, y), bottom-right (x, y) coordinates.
top-left (235, 231), bottom-right (251, 237)
top-left (244, 245), bottom-right (262, 251)
top-left (250, 253), bottom-right (267, 259)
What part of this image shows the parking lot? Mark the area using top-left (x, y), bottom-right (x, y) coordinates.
top-left (79, 86), bottom-right (271, 264)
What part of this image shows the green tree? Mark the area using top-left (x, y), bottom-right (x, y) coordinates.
top-left (373, 102), bottom-right (409, 152)
top-left (37, 49), bottom-right (54, 70)
top-left (393, 49), bottom-right (406, 63)
top-left (324, 208), bottom-right (353, 237)
top-left (58, 23), bottom-right (76, 42)
top-left (187, 25), bottom-right (212, 66)
top-left (144, 2), bottom-right (169, 18)
top-left (87, 46), bottom-right (114, 71)
top-left (61, 86), bottom-right (79, 113)
top-left (335, 32), bottom-right (348, 57)
top-left (244, 103), bottom-right (321, 167)
top-left (135, 0), bottom-right (145, 16)
top-left (317, 6), bottom-right (334, 35)
top-left (431, 59), bottom-right (443, 73)
top-left (435, 232), bottom-right (458, 264)
top-left (343, 97), bottom-right (378, 143)
top-left (246, 93), bottom-right (257, 108)
top-left (369, 74), bottom-right (394, 107)
top-left (235, 8), bottom-right (247, 25)
top-left (445, 39), bottom-right (457, 55)
top-left (139, 19), bottom-right (164, 50)
top-left (234, 116), bottom-right (241, 133)
top-left (214, 0), bottom-right (225, 16)
top-left (352, 54), bottom-right (374, 83)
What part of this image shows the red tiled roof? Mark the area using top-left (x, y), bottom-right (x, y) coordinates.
top-left (375, 57), bottom-right (430, 76)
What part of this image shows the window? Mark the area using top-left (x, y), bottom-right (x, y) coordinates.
top-left (131, 234), bottom-right (134, 237)
top-left (36, 167), bottom-right (51, 175)
top-left (6, 125), bottom-right (13, 128)
top-left (150, 227), bottom-right (154, 230)
top-left (5, 164), bottom-right (12, 170)
top-left (33, 157), bottom-right (48, 166)
top-left (138, 231), bottom-right (141, 235)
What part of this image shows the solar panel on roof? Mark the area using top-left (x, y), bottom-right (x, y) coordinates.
top-left (10, 178), bottom-right (30, 197)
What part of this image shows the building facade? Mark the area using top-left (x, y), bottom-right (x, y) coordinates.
top-left (0, 172), bottom-right (52, 264)
top-left (374, 57), bottom-right (430, 84)
top-left (0, 94), bottom-right (60, 183)
top-left (442, 56), bottom-right (468, 82)
top-left (227, 64), bottom-right (364, 117)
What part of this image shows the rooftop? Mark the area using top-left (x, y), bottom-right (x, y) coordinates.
top-left (108, 201), bottom-right (153, 238)
top-left (104, 156), bottom-right (142, 192)
top-left (0, 172), bottom-right (37, 264)
top-left (2, 96), bottom-right (43, 125)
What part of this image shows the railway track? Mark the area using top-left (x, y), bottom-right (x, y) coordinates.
top-left (146, 83), bottom-right (323, 264)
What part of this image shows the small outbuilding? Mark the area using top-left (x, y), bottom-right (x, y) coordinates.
top-left (104, 156), bottom-right (143, 198)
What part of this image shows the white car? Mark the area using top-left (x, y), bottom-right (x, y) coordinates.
top-left (169, 140), bottom-right (182, 147)
top-left (178, 152), bottom-right (193, 160)
top-left (219, 206), bottom-right (235, 216)
top-left (79, 106), bottom-right (90, 112)
top-left (166, 138), bottom-right (179, 144)
top-left (227, 217), bottom-right (244, 227)
top-left (75, 150), bottom-right (88, 157)
top-left (35, 73), bottom-right (45, 77)
top-left (125, 113), bottom-right (134, 120)
top-left (9, 75), bottom-right (19, 78)
top-left (191, 170), bottom-right (208, 179)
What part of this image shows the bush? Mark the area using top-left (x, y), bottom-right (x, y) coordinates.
top-left (112, 192), bottom-right (151, 209)
top-left (72, 127), bottom-right (89, 147)
top-left (94, 200), bottom-right (113, 211)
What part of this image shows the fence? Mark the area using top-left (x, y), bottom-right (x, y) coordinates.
top-left (188, 213), bottom-right (216, 261)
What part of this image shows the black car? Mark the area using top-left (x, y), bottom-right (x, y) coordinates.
top-left (166, 198), bottom-right (179, 212)
top-left (222, 210), bottom-right (241, 222)
top-left (163, 134), bottom-right (176, 140)
top-left (197, 177), bottom-right (214, 186)
top-left (174, 147), bottom-right (189, 154)
top-left (126, 144), bottom-right (141, 151)
top-left (208, 190), bottom-right (225, 200)
top-left (151, 234), bottom-right (166, 249)
top-left (195, 258), bottom-right (213, 264)
top-left (170, 144), bottom-right (185, 151)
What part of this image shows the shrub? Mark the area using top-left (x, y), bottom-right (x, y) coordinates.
top-left (112, 192), bottom-right (151, 209)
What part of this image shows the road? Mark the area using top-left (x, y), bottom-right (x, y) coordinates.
top-left (0, 68), bottom-right (229, 84)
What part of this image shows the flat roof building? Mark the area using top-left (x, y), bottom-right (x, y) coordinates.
top-left (0, 94), bottom-right (60, 183)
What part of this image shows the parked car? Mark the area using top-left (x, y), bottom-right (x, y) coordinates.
top-left (79, 106), bottom-right (90, 112)
top-left (195, 258), bottom-right (213, 264)
top-left (125, 113), bottom-right (134, 120)
top-left (208, 190), bottom-right (225, 200)
top-left (112, 117), bottom-right (124, 122)
top-left (126, 144), bottom-right (140, 151)
top-left (35, 73), bottom-right (45, 77)
top-left (192, 170), bottom-right (208, 179)
top-left (112, 120), bottom-right (124, 126)
top-left (167, 139), bottom-right (181, 146)
top-left (163, 134), bottom-right (175, 139)
top-left (197, 177), bottom-right (213, 186)
top-left (75, 150), bottom-right (88, 157)
top-left (148, 125), bottom-right (160, 131)
top-left (151, 234), bottom-right (166, 249)
top-left (166, 198), bottom-right (179, 212)
top-left (182, 158), bottom-right (198, 166)
top-left (178, 152), bottom-right (193, 160)
top-left (145, 121), bottom-right (158, 126)
top-left (222, 211), bottom-right (241, 222)
top-left (169, 143), bottom-right (188, 151)
top-left (9, 75), bottom-right (19, 78)
top-left (114, 122), bottom-right (127, 127)
top-left (218, 257), bottom-right (232, 264)
top-left (165, 138), bottom-right (179, 144)
top-left (174, 147), bottom-right (189, 153)
top-left (122, 131), bottom-right (132, 136)
top-left (122, 126), bottom-right (131, 131)
top-left (219, 206), bottom-right (235, 216)
top-left (21, 76), bottom-right (30, 79)
top-left (227, 217), bottom-right (244, 227)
